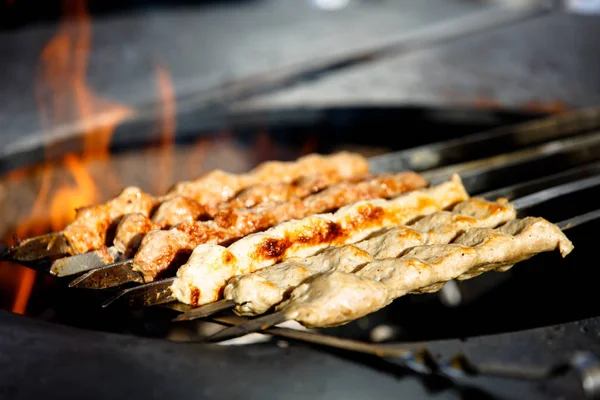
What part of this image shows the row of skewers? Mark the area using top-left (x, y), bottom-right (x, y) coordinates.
top-left (2, 149), bottom-right (588, 343)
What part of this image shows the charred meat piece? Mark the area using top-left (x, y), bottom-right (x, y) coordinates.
top-left (113, 213), bottom-right (158, 258)
top-left (111, 174), bottom-right (371, 258)
top-left (166, 152), bottom-right (369, 209)
top-left (61, 152), bottom-right (368, 255)
top-left (113, 196), bottom-right (208, 257)
top-left (152, 195), bottom-right (209, 227)
top-left (225, 197), bottom-right (516, 316)
top-left (213, 172), bottom-right (369, 213)
top-left (63, 187), bottom-right (156, 254)
top-left (134, 171), bottom-right (431, 283)
top-left (276, 217), bottom-right (573, 328)
top-left (170, 175), bottom-right (467, 306)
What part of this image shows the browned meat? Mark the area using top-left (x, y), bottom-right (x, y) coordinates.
top-left (222, 172), bottom-right (368, 211)
top-left (167, 152), bottom-right (369, 208)
top-left (211, 172), bottom-right (429, 232)
top-left (276, 217), bottom-right (573, 328)
top-left (61, 152), bottom-right (368, 254)
top-left (113, 213), bottom-right (158, 257)
top-left (63, 187), bottom-right (156, 254)
top-left (151, 196), bottom-right (208, 227)
top-left (111, 173), bottom-right (369, 257)
top-left (135, 171), bottom-right (431, 283)
top-left (224, 197), bottom-right (516, 316)
top-left (112, 196), bottom-right (208, 257)
top-left (170, 175), bottom-right (467, 305)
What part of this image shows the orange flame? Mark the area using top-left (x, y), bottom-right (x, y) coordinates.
top-left (4, 0), bottom-right (134, 314)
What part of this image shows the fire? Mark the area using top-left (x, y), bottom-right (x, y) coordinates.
top-left (2, 0), bottom-right (183, 314)
top-left (3, 0), bottom-right (134, 314)
top-left (48, 154), bottom-right (100, 229)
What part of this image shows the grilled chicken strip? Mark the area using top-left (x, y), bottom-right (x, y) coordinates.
top-left (133, 172), bottom-right (429, 282)
top-left (225, 197), bottom-right (516, 316)
top-left (62, 152), bottom-right (369, 254)
top-left (171, 174), bottom-right (468, 306)
top-left (276, 217), bottom-right (573, 328)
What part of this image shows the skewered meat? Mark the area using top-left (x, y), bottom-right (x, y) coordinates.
top-left (133, 172), bottom-right (429, 282)
top-left (152, 195), bottom-right (209, 227)
top-left (112, 174), bottom-right (372, 258)
top-left (226, 245), bottom-right (373, 317)
top-left (219, 172), bottom-right (368, 212)
top-left (225, 197), bottom-right (516, 316)
top-left (167, 152), bottom-right (369, 208)
top-left (63, 187), bottom-right (156, 254)
top-left (113, 196), bottom-right (207, 257)
top-left (62, 152), bottom-right (369, 254)
top-left (170, 174), bottom-right (468, 306)
top-left (276, 217), bottom-right (573, 328)
top-left (113, 213), bottom-right (158, 257)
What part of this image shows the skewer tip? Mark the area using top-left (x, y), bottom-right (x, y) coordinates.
top-left (68, 260), bottom-right (140, 289)
top-left (2, 232), bottom-right (70, 262)
top-left (50, 249), bottom-right (117, 277)
top-left (173, 299), bottom-right (236, 322)
top-left (101, 277), bottom-right (177, 309)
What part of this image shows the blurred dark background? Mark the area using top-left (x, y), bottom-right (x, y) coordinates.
top-left (1, 0), bottom-right (599, 157)
top-left (1, 0), bottom-right (257, 30)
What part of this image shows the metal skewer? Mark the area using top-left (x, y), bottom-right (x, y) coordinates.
top-left (68, 260), bottom-right (142, 289)
top-left (101, 278), bottom-right (176, 308)
top-left (1, 232), bottom-right (70, 263)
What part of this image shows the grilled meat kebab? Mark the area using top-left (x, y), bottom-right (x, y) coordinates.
top-left (111, 173), bottom-right (371, 258)
top-left (131, 172), bottom-right (429, 282)
top-left (62, 152), bottom-right (369, 254)
top-left (273, 217), bottom-right (573, 328)
top-left (170, 175), bottom-right (468, 306)
top-left (224, 197), bottom-right (516, 316)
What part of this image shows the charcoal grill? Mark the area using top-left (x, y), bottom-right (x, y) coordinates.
top-left (2, 104), bottom-right (600, 400)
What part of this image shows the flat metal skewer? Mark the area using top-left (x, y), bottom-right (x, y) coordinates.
top-left (50, 247), bottom-right (119, 277)
top-left (173, 300), bottom-right (236, 322)
top-left (0, 232), bottom-right (71, 263)
top-left (204, 312), bottom-right (289, 343)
